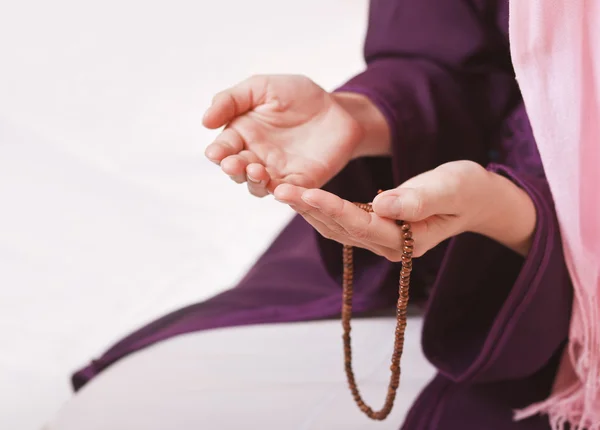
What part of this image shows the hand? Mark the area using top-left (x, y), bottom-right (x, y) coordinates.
top-left (203, 75), bottom-right (390, 197)
top-left (274, 161), bottom-right (537, 258)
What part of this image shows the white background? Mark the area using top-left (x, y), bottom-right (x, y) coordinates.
top-left (0, 1), bottom-right (431, 429)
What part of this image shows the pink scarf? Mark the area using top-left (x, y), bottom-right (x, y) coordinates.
top-left (509, 0), bottom-right (600, 428)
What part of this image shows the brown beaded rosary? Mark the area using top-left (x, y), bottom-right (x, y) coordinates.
top-left (341, 198), bottom-right (414, 421)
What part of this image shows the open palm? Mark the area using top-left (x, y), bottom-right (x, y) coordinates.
top-left (203, 75), bottom-right (362, 196)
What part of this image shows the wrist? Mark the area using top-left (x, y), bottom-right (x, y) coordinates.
top-left (470, 171), bottom-right (537, 256)
top-left (331, 91), bottom-right (392, 159)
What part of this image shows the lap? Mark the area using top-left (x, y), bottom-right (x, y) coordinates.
top-left (45, 318), bottom-right (434, 430)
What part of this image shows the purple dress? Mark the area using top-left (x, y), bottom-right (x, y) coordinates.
top-left (72, 0), bottom-right (573, 428)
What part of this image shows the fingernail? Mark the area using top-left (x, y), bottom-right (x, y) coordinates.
top-left (247, 175), bottom-right (261, 184)
top-left (398, 191), bottom-right (420, 217)
top-left (390, 199), bottom-right (404, 215)
top-left (378, 195), bottom-right (403, 213)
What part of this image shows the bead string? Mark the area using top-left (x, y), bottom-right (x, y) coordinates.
top-left (341, 200), bottom-right (414, 420)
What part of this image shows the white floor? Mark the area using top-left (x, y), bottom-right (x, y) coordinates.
top-left (46, 318), bottom-right (434, 430)
top-left (0, 1), bottom-right (434, 429)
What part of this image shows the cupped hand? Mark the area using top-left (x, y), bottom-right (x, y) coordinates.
top-left (273, 161), bottom-right (498, 260)
top-left (203, 75), bottom-right (363, 197)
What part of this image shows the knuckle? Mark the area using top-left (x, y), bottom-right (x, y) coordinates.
top-left (328, 207), bottom-right (344, 220)
top-left (212, 90), bottom-right (226, 104)
top-left (330, 224), bottom-right (346, 236)
top-left (348, 226), bottom-right (368, 240)
top-left (438, 167), bottom-right (463, 193)
top-left (216, 138), bottom-right (236, 151)
top-left (247, 75), bottom-right (269, 96)
top-left (438, 160), bottom-right (483, 186)
top-left (457, 159), bottom-right (484, 174)
top-left (215, 89), bottom-right (235, 106)
top-left (220, 127), bottom-right (237, 139)
top-left (438, 160), bottom-right (489, 209)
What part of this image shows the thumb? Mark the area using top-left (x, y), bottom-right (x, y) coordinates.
top-left (372, 170), bottom-right (460, 221)
top-left (372, 188), bottom-right (424, 221)
top-left (202, 75), bottom-right (268, 129)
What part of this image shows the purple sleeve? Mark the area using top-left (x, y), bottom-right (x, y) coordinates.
top-left (420, 165), bottom-right (573, 382)
top-left (335, 0), bottom-right (518, 184)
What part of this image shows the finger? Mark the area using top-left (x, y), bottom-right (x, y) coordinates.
top-left (246, 163), bottom-right (270, 197)
top-left (372, 169), bottom-right (462, 222)
top-left (246, 163), bottom-right (270, 185)
top-left (276, 185), bottom-right (403, 259)
top-left (204, 128), bottom-right (245, 164)
top-left (275, 185), bottom-right (352, 239)
top-left (300, 189), bottom-right (403, 250)
top-left (273, 183), bottom-right (307, 205)
top-left (275, 184), bottom-right (344, 232)
top-left (221, 150), bottom-right (260, 183)
top-left (299, 212), bottom-right (364, 248)
top-left (202, 76), bottom-right (268, 129)
top-left (284, 185), bottom-right (445, 259)
top-left (266, 173), bottom-right (308, 195)
top-left (295, 209), bottom-right (389, 256)
top-left (302, 210), bottom-right (402, 259)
